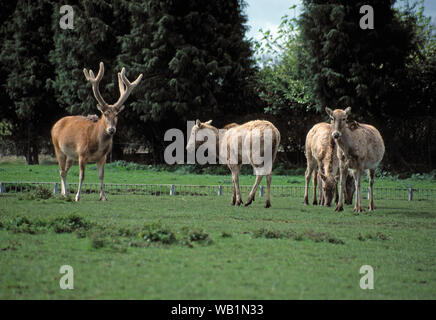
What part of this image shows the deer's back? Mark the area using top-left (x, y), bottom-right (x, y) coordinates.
top-left (305, 122), bottom-right (334, 162)
top-left (345, 123), bottom-right (385, 169)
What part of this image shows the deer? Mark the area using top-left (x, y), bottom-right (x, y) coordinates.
top-left (326, 107), bottom-right (385, 212)
top-left (51, 62), bottom-right (142, 201)
top-left (304, 122), bottom-right (355, 207)
top-left (186, 120), bottom-right (280, 208)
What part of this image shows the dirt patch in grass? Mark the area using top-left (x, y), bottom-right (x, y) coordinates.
top-left (252, 228), bottom-right (344, 244)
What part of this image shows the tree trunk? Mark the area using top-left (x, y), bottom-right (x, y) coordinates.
top-left (25, 143), bottom-right (39, 165)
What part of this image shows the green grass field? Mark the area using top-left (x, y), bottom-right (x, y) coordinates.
top-left (1, 160), bottom-right (436, 299)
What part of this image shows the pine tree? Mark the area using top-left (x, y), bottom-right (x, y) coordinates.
top-left (118, 0), bottom-right (260, 161)
top-left (0, 0), bottom-right (58, 164)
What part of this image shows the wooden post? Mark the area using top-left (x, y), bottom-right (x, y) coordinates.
top-left (0, 182), bottom-right (5, 194)
top-left (53, 183), bottom-right (59, 195)
top-left (408, 188), bottom-right (413, 201)
top-left (259, 185), bottom-right (264, 197)
top-left (170, 184), bottom-right (175, 196)
top-left (218, 186), bottom-right (223, 196)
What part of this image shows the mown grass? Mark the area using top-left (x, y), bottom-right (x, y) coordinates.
top-left (1, 160), bottom-right (436, 189)
top-left (1, 192), bottom-right (435, 299)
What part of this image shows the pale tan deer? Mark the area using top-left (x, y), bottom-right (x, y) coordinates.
top-left (186, 120), bottom-right (280, 208)
top-left (51, 62), bottom-right (142, 201)
top-left (304, 122), bottom-right (355, 207)
top-left (326, 107), bottom-right (385, 212)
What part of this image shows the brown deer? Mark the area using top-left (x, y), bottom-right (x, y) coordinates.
top-left (186, 120), bottom-right (280, 208)
top-left (51, 62), bottom-right (142, 201)
top-left (303, 122), bottom-right (355, 207)
top-left (326, 107), bottom-right (385, 212)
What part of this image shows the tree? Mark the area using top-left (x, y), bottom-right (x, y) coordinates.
top-left (254, 10), bottom-right (317, 164)
top-left (0, 0), bottom-right (59, 164)
top-left (298, 0), bottom-right (435, 171)
top-left (118, 0), bottom-right (261, 162)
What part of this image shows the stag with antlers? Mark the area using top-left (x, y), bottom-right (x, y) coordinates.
top-left (51, 62), bottom-right (142, 201)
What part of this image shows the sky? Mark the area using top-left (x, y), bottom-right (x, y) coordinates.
top-left (244, 0), bottom-right (436, 42)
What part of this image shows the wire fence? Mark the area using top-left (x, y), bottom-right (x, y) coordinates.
top-left (1, 181), bottom-right (436, 201)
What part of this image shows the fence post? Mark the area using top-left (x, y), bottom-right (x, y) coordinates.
top-left (218, 186), bottom-right (223, 196)
top-left (170, 184), bottom-right (175, 196)
top-left (408, 188), bottom-right (413, 201)
top-left (259, 185), bottom-right (264, 197)
top-left (53, 183), bottom-right (59, 195)
top-left (0, 182), bottom-right (5, 194)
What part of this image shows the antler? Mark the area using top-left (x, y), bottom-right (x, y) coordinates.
top-left (83, 62), bottom-right (109, 112)
top-left (112, 67), bottom-right (143, 111)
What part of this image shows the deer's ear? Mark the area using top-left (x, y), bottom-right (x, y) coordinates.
top-left (325, 107), bottom-right (333, 117)
top-left (204, 120), bottom-right (213, 125)
top-left (345, 107), bottom-right (352, 115)
top-left (195, 119), bottom-right (203, 128)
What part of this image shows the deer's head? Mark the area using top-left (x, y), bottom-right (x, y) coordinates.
top-left (325, 107), bottom-right (351, 140)
top-left (83, 62), bottom-right (142, 136)
top-left (319, 172), bottom-right (337, 207)
top-left (186, 119), bottom-right (213, 151)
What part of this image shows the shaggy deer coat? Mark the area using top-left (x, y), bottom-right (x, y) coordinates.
top-left (304, 122), bottom-right (355, 207)
top-left (186, 120), bottom-right (280, 208)
top-left (326, 107), bottom-right (385, 212)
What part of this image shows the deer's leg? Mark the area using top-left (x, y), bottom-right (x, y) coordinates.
top-left (318, 173), bottom-right (324, 206)
top-left (61, 158), bottom-right (73, 196)
top-left (312, 168), bottom-right (318, 205)
top-left (56, 152), bottom-right (67, 196)
top-left (232, 166), bottom-right (243, 206)
top-left (368, 169), bottom-right (375, 211)
top-left (75, 156), bottom-right (86, 202)
top-left (335, 165), bottom-right (346, 212)
top-left (265, 174), bottom-right (272, 208)
top-left (303, 161), bottom-right (315, 205)
top-left (229, 164), bottom-right (236, 206)
top-left (246, 174), bottom-right (263, 207)
top-left (97, 157), bottom-right (107, 201)
top-left (353, 170), bottom-right (364, 212)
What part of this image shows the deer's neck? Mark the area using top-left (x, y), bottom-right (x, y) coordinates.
top-left (324, 135), bottom-right (339, 177)
top-left (335, 127), bottom-right (353, 158)
top-left (92, 117), bottom-right (113, 145)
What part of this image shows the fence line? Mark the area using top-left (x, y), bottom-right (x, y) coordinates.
top-left (1, 181), bottom-right (436, 201)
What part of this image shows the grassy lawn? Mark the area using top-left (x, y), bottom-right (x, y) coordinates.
top-left (1, 160), bottom-right (435, 299)
top-left (1, 158), bottom-right (436, 189)
top-left (1, 192), bottom-right (436, 299)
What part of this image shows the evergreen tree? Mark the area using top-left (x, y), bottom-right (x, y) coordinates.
top-left (298, 0), bottom-right (434, 170)
top-left (119, 0), bottom-right (261, 161)
top-left (0, 0), bottom-right (58, 164)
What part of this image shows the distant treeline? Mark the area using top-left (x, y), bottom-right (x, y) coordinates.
top-left (0, 0), bottom-right (435, 173)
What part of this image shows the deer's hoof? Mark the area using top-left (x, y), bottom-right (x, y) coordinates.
top-left (335, 204), bottom-right (343, 212)
top-left (264, 200), bottom-right (271, 208)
